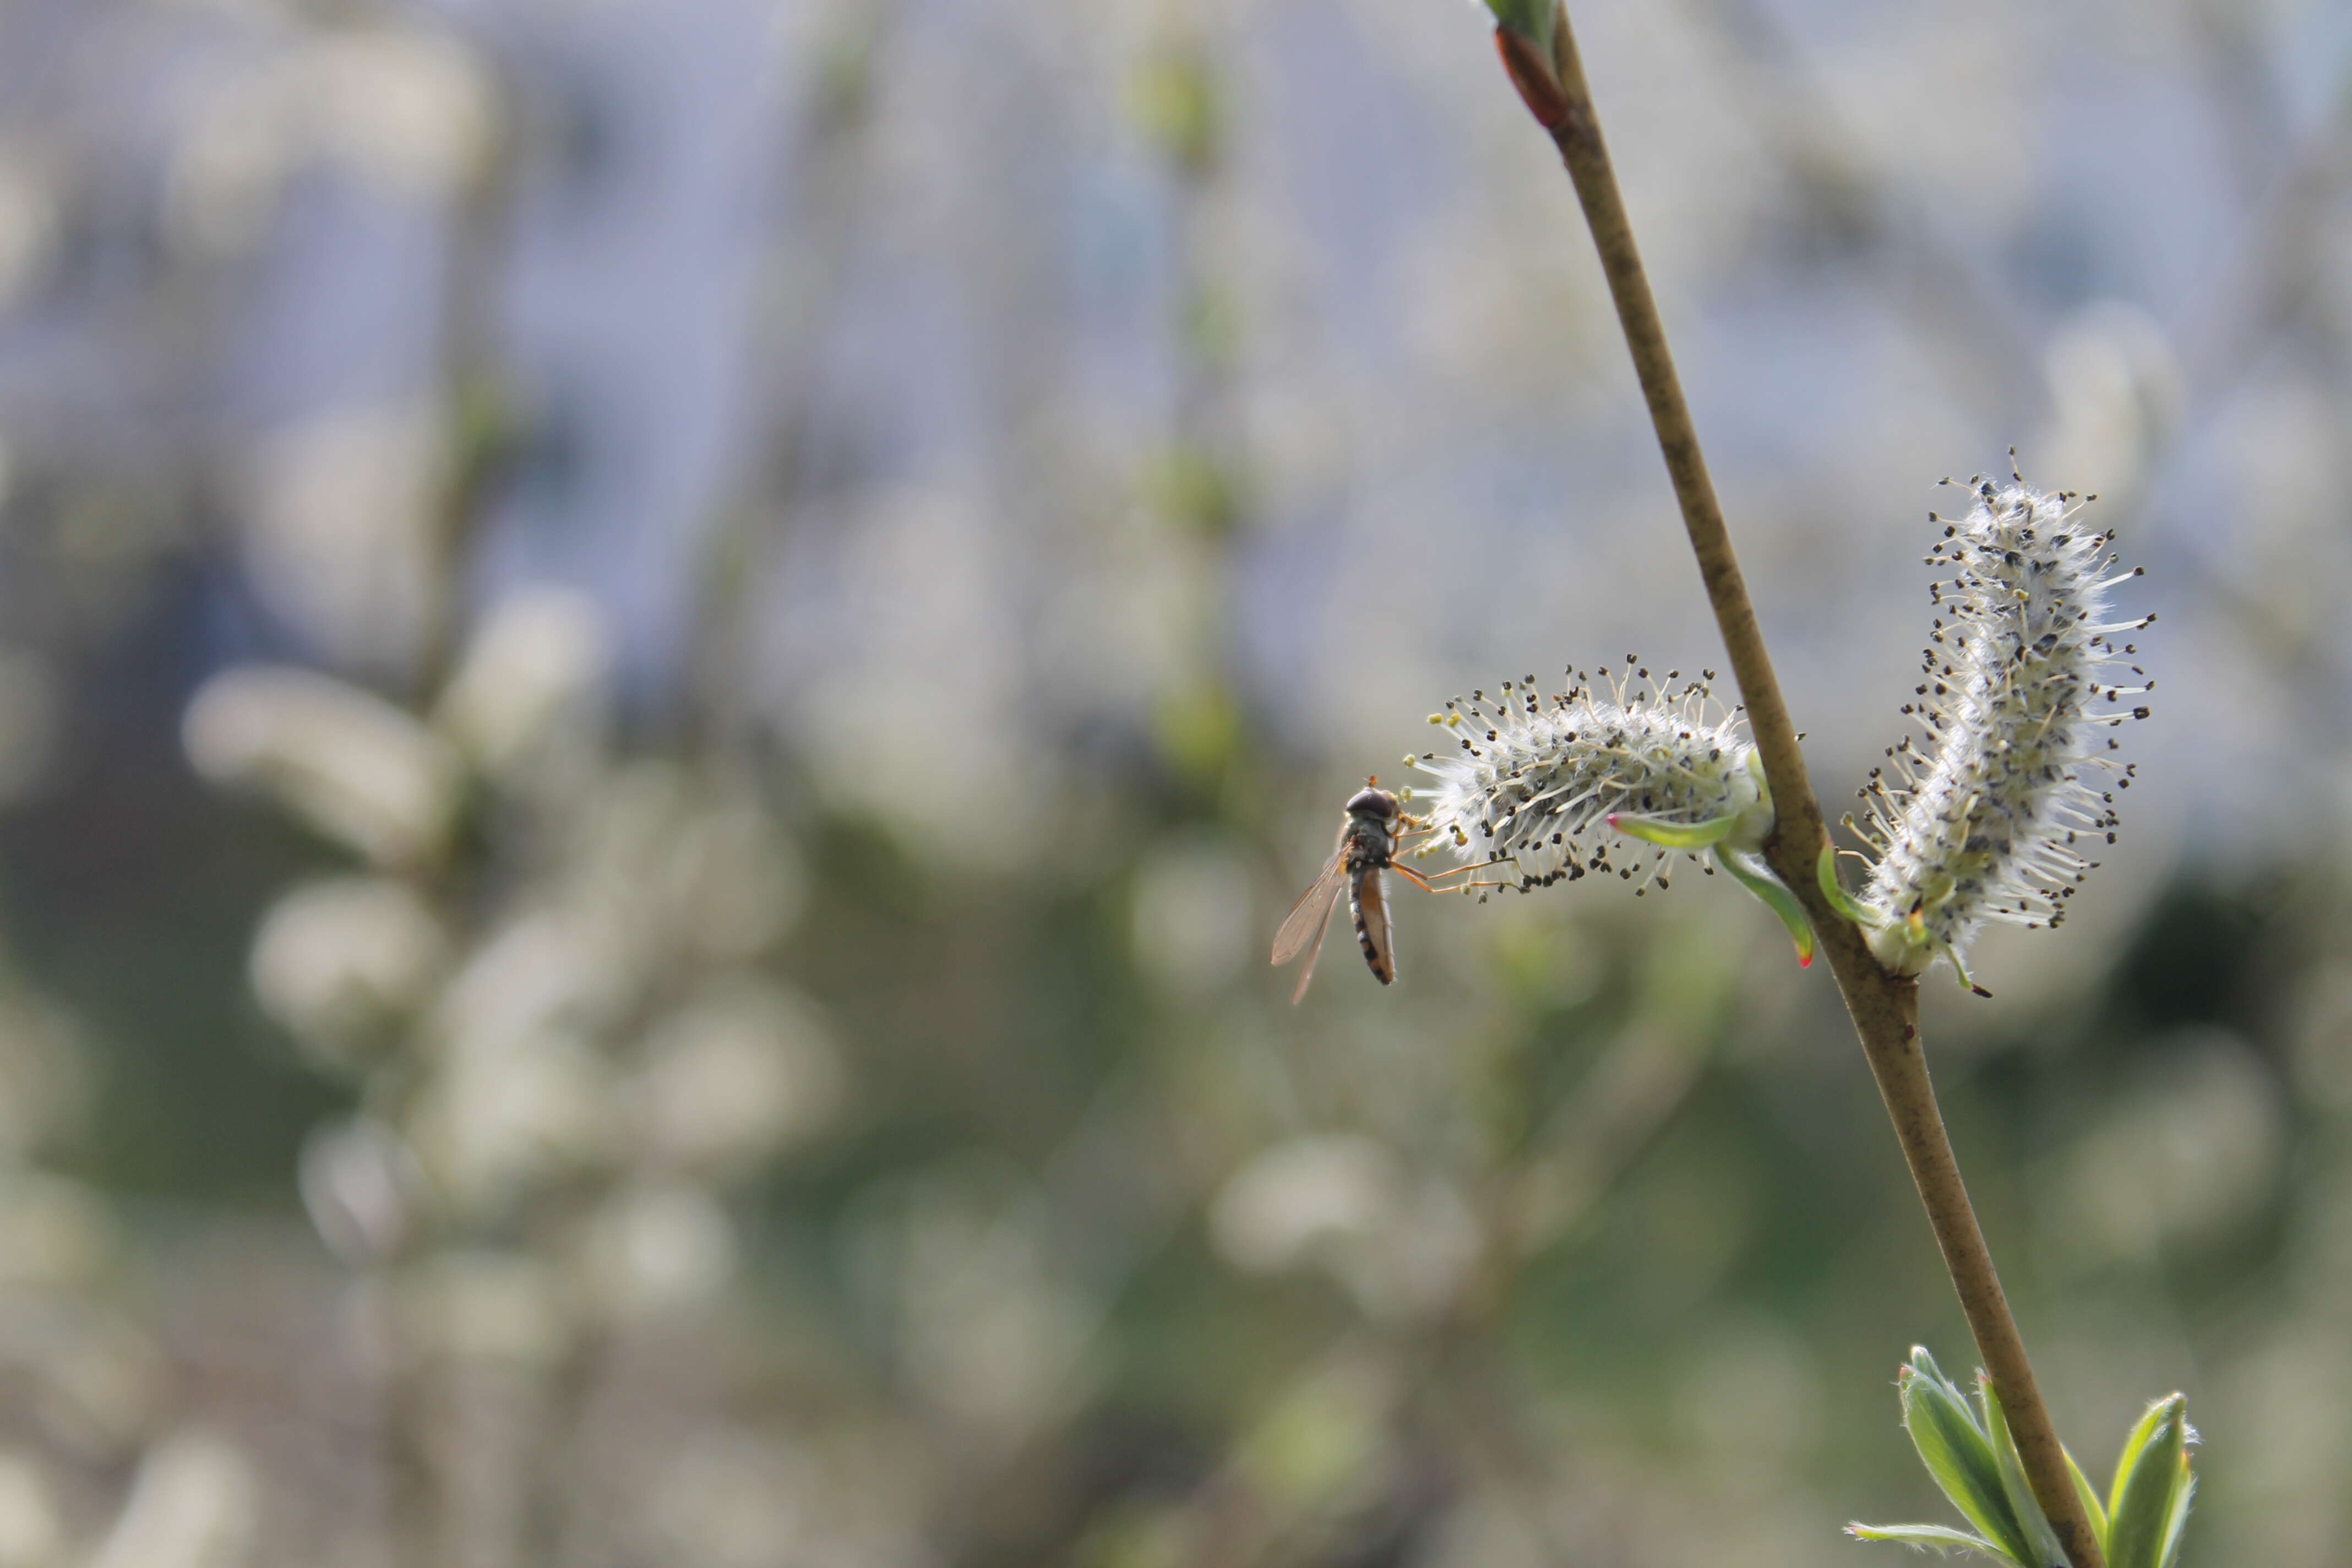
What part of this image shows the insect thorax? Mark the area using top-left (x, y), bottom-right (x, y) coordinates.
top-left (1342, 812), bottom-right (1396, 868)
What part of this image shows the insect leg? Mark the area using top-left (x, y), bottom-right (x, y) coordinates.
top-left (1392, 862), bottom-right (1520, 895)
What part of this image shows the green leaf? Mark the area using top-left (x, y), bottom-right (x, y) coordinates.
top-left (1978, 1376), bottom-right (2069, 1568)
top-left (2064, 1446), bottom-right (2109, 1555)
top-left (1847, 1523), bottom-right (2016, 1562)
top-left (2155, 1472), bottom-right (2195, 1568)
top-left (1607, 809), bottom-right (1740, 848)
top-left (2104, 1397), bottom-right (2171, 1525)
top-left (1714, 843), bottom-right (1816, 967)
top-left (1899, 1358), bottom-right (2036, 1567)
top-left (1484, 0), bottom-right (1556, 52)
top-left (2107, 1397), bottom-right (2190, 1568)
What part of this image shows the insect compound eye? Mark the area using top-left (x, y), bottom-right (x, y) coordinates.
top-left (1346, 788), bottom-right (1398, 818)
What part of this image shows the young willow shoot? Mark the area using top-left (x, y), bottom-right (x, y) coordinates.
top-left (1430, 3), bottom-right (2170, 1565)
top-left (1409, 473), bottom-right (2155, 998)
top-left (1851, 1348), bottom-right (2194, 1568)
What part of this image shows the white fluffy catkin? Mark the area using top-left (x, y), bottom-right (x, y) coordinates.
top-left (1412, 662), bottom-right (1760, 895)
top-left (1852, 473), bottom-right (2152, 983)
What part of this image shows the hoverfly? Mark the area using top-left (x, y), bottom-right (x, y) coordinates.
top-left (1271, 778), bottom-right (1505, 1003)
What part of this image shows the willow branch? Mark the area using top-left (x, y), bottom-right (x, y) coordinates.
top-left (1490, 10), bottom-right (2104, 1567)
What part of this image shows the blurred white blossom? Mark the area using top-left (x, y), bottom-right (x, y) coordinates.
top-left (0, 1453), bottom-right (60, 1568)
top-left (295, 29), bottom-right (497, 196)
top-left (437, 587), bottom-right (612, 786)
top-left (1211, 1134), bottom-right (1480, 1322)
top-left (579, 1180), bottom-right (738, 1320)
top-left (184, 667), bottom-right (461, 867)
top-left (2039, 302), bottom-right (2183, 513)
top-left (409, 1027), bottom-right (615, 1219)
top-left (635, 979), bottom-right (844, 1175)
top-left (781, 486), bottom-right (1046, 874)
top-left (168, 23), bottom-right (494, 254)
top-left (237, 410), bottom-right (446, 672)
top-left (0, 148), bottom-right (57, 311)
top-left (250, 878), bottom-right (448, 1070)
top-left (1211, 1134), bottom-right (1398, 1274)
top-left (299, 1118), bottom-right (424, 1265)
top-left (428, 913), bottom-right (615, 1065)
top-left (86, 1431), bottom-right (258, 1568)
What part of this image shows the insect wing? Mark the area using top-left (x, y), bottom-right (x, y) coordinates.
top-left (1286, 886), bottom-right (1343, 1005)
top-left (1273, 851), bottom-right (1349, 1005)
top-left (1271, 850), bottom-right (1348, 965)
top-left (1352, 867), bottom-right (1396, 984)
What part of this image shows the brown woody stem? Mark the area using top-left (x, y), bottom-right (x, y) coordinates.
top-left (1495, 9), bottom-right (2104, 1566)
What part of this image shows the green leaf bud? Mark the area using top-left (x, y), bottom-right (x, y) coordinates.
top-left (1898, 1352), bottom-right (2035, 1566)
top-left (1978, 1375), bottom-right (2070, 1568)
top-left (2106, 1395), bottom-right (2192, 1568)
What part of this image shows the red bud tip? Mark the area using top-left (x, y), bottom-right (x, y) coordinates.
top-left (1494, 27), bottom-right (1570, 130)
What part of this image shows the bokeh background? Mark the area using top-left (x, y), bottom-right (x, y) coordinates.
top-left (0, 0), bottom-right (2348, 1562)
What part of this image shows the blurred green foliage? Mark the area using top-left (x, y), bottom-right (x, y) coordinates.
top-left (0, 0), bottom-right (2344, 1565)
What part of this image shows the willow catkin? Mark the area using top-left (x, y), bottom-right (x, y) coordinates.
top-left (1852, 474), bottom-right (2153, 984)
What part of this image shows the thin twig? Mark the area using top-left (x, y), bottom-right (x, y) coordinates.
top-left (1491, 9), bottom-right (2105, 1566)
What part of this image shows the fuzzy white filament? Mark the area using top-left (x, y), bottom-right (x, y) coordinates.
top-left (1852, 474), bottom-right (2152, 983)
top-left (1412, 663), bottom-right (1758, 894)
